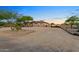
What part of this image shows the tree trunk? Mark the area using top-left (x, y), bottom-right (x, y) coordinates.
top-left (23, 21), bottom-right (26, 26)
top-left (77, 25), bottom-right (79, 32)
top-left (71, 24), bottom-right (73, 29)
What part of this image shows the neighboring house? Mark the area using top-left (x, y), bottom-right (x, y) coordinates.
top-left (32, 21), bottom-right (50, 27)
top-left (26, 21), bottom-right (50, 27)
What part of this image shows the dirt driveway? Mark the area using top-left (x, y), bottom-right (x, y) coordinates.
top-left (0, 27), bottom-right (79, 52)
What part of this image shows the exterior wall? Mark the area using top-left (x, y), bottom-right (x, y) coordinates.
top-left (24, 21), bottom-right (50, 27)
top-left (32, 23), bottom-right (50, 27)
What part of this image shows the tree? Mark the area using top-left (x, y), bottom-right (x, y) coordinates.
top-left (17, 16), bottom-right (33, 26)
top-left (75, 18), bottom-right (79, 32)
top-left (65, 16), bottom-right (79, 29)
top-left (0, 10), bottom-right (17, 23)
top-left (0, 10), bottom-right (21, 31)
top-left (0, 10), bottom-right (34, 31)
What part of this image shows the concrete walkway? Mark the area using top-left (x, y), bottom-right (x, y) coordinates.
top-left (0, 27), bottom-right (79, 52)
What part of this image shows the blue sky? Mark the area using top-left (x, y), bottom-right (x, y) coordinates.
top-left (0, 6), bottom-right (79, 21)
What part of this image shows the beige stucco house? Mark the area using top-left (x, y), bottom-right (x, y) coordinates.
top-left (26, 21), bottom-right (50, 27)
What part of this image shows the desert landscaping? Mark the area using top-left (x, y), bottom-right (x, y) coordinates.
top-left (0, 6), bottom-right (79, 52)
top-left (0, 27), bottom-right (79, 52)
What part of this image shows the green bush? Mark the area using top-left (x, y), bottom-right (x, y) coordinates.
top-left (14, 22), bottom-right (22, 31)
top-left (0, 22), bottom-right (5, 26)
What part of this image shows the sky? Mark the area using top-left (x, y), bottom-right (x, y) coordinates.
top-left (0, 6), bottom-right (79, 24)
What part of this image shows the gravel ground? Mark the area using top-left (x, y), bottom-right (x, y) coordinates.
top-left (0, 27), bottom-right (79, 52)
